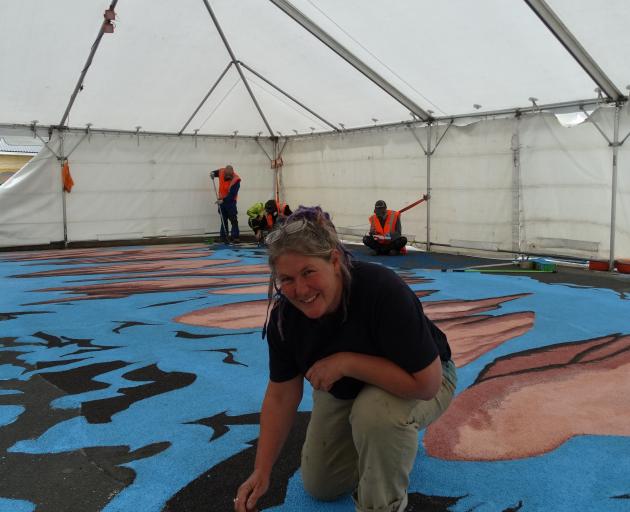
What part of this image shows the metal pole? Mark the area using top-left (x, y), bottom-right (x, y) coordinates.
top-left (269, 0), bottom-right (432, 121)
top-left (239, 61), bottom-right (339, 132)
top-left (59, 0), bottom-right (118, 127)
top-left (609, 104), bottom-right (621, 270)
top-left (179, 61), bottom-right (233, 135)
top-left (58, 131), bottom-right (69, 247)
top-left (273, 138), bottom-right (280, 203)
top-left (511, 115), bottom-right (522, 253)
top-left (211, 175), bottom-right (230, 243)
top-left (524, 0), bottom-right (622, 101)
top-left (201, 0), bottom-right (274, 137)
top-left (426, 123), bottom-right (433, 251)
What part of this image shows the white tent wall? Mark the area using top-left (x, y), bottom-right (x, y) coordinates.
top-left (279, 127), bottom-right (428, 239)
top-left (0, 131), bottom-right (274, 247)
top-left (429, 119), bottom-right (514, 252)
top-left (279, 107), bottom-right (628, 261)
top-left (519, 110), bottom-right (615, 259)
top-left (0, 143), bottom-right (64, 247)
top-left (61, 133), bottom-right (272, 242)
top-left (616, 103), bottom-right (630, 261)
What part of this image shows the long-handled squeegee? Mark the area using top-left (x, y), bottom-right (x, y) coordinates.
top-left (211, 174), bottom-right (230, 244)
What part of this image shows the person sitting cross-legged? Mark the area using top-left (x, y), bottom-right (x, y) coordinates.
top-left (362, 200), bottom-right (408, 255)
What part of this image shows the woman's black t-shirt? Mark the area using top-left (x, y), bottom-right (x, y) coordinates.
top-left (266, 261), bottom-right (451, 400)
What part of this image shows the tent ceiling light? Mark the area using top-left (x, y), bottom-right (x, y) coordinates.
top-left (371, 118), bottom-right (378, 123)
top-left (473, 104), bottom-right (482, 110)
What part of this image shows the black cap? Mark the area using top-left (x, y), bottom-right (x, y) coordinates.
top-left (264, 200), bottom-right (277, 213)
top-left (374, 200), bottom-right (387, 210)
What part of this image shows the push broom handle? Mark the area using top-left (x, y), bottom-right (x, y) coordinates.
top-left (211, 174), bottom-right (230, 239)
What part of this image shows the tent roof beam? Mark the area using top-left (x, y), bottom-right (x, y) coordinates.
top-left (269, 0), bottom-right (433, 122)
top-left (201, 0), bottom-right (275, 137)
top-left (525, 0), bottom-right (623, 101)
top-left (59, 0), bottom-right (119, 128)
top-left (238, 61), bottom-right (340, 132)
top-left (179, 61), bottom-right (233, 135)
top-left (6, 96), bottom-right (619, 141)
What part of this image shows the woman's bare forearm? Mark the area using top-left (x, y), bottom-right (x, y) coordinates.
top-left (343, 353), bottom-right (441, 400)
top-left (254, 377), bottom-right (303, 476)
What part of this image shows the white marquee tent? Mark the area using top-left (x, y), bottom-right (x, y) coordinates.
top-left (1, 0), bottom-right (629, 265)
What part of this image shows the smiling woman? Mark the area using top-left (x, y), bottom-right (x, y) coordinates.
top-left (234, 206), bottom-right (457, 512)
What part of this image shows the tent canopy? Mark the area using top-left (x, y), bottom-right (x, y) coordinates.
top-left (1, 0), bottom-right (629, 136)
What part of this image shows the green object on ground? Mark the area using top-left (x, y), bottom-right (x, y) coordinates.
top-left (535, 261), bottom-right (557, 272)
top-left (464, 268), bottom-right (556, 273)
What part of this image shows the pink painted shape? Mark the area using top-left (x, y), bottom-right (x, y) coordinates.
top-left (424, 334), bottom-right (630, 461)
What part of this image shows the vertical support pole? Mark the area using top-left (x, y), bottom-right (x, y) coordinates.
top-left (426, 123), bottom-right (433, 251)
top-left (511, 114), bottom-right (522, 254)
top-left (273, 138), bottom-right (279, 203)
top-left (59, 131), bottom-right (69, 247)
top-left (609, 104), bottom-right (621, 270)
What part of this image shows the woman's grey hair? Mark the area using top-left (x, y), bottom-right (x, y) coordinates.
top-left (266, 206), bottom-right (353, 338)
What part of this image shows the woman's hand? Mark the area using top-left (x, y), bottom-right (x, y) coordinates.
top-left (234, 469), bottom-right (269, 512)
top-left (305, 353), bottom-right (348, 391)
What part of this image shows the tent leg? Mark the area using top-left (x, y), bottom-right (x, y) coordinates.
top-left (511, 114), bottom-right (522, 254)
top-left (426, 123), bottom-right (432, 252)
top-left (609, 104), bottom-right (621, 270)
top-left (58, 131), bottom-right (69, 248)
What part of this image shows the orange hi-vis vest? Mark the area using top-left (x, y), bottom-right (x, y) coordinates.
top-left (218, 168), bottom-right (241, 200)
top-left (265, 201), bottom-right (287, 228)
top-left (369, 210), bottom-right (399, 243)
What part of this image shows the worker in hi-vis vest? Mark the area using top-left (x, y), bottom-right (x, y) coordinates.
top-left (247, 199), bottom-right (293, 243)
top-left (210, 165), bottom-right (241, 243)
top-left (263, 199), bottom-right (292, 231)
top-left (363, 199), bottom-right (408, 255)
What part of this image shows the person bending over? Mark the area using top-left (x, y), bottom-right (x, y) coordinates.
top-left (263, 199), bottom-right (292, 230)
top-left (247, 200), bottom-right (293, 243)
top-left (362, 199), bottom-right (408, 255)
top-left (247, 201), bottom-right (267, 242)
top-left (234, 206), bottom-right (456, 512)
top-left (210, 165), bottom-right (241, 243)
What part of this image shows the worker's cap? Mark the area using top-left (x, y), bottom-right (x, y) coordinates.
top-left (374, 200), bottom-right (387, 211)
top-left (264, 200), bottom-right (277, 213)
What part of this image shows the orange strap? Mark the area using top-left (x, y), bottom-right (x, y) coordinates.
top-left (62, 161), bottom-right (74, 192)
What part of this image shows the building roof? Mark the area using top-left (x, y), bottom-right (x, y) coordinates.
top-left (0, 137), bottom-right (43, 155)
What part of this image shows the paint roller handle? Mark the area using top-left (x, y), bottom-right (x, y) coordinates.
top-left (398, 194), bottom-right (429, 214)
